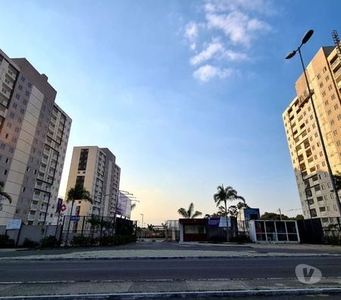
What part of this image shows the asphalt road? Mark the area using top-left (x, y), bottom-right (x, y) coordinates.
top-left (1, 256), bottom-right (341, 282)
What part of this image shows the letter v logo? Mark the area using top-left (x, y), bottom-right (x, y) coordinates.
top-left (295, 264), bottom-right (322, 284)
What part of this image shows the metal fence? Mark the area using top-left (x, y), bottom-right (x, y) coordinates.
top-left (59, 215), bottom-right (136, 246)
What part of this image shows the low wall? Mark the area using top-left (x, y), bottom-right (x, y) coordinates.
top-left (0, 225), bottom-right (61, 247)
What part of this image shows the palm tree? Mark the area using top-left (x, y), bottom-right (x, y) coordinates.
top-left (0, 181), bottom-right (12, 204)
top-left (65, 183), bottom-right (92, 244)
top-left (177, 202), bottom-right (202, 218)
top-left (66, 183), bottom-right (92, 215)
top-left (213, 185), bottom-right (245, 241)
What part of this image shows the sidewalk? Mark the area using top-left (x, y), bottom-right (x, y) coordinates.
top-left (1, 278), bottom-right (341, 299)
top-left (1, 241), bottom-right (340, 261)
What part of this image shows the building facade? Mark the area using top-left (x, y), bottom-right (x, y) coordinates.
top-left (283, 45), bottom-right (341, 228)
top-left (0, 49), bottom-right (71, 226)
top-left (64, 146), bottom-right (121, 219)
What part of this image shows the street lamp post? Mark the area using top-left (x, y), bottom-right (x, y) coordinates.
top-left (286, 29), bottom-right (341, 225)
top-left (140, 213), bottom-right (144, 228)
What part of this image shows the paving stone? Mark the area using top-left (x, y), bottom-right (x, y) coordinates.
top-left (129, 280), bottom-right (189, 292)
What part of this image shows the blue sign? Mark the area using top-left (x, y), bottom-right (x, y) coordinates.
top-left (207, 218), bottom-right (220, 227)
top-left (70, 216), bottom-right (80, 222)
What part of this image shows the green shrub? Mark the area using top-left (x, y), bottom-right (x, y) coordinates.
top-left (41, 236), bottom-right (59, 248)
top-left (23, 238), bottom-right (39, 248)
top-left (99, 235), bottom-right (115, 246)
top-left (114, 234), bottom-right (136, 245)
top-left (70, 235), bottom-right (98, 247)
top-left (0, 234), bottom-right (15, 248)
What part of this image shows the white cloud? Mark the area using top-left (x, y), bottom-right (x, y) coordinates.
top-left (184, 21), bottom-right (200, 50)
top-left (190, 40), bottom-right (223, 65)
top-left (223, 50), bottom-right (248, 61)
top-left (193, 65), bottom-right (233, 82)
top-left (205, 0), bottom-right (274, 15)
top-left (183, 0), bottom-right (273, 82)
top-left (206, 11), bottom-right (271, 47)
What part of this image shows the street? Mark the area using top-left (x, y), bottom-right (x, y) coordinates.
top-left (1, 256), bottom-right (341, 282)
top-left (1, 241), bottom-right (341, 298)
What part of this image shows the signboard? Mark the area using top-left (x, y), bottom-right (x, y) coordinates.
top-left (207, 218), bottom-right (220, 227)
top-left (70, 216), bottom-right (80, 222)
top-left (56, 198), bottom-right (63, 213)
top-left (6, 219), bottom-right (22, 230)
top-left (218, 217), bottom-right (231, 228)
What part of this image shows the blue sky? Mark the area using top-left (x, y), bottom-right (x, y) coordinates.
top-left (1, 0), bottom-right (341, 225)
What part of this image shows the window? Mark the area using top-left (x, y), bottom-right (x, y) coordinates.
top-left (21, 76), bottom-right (25, 82)
top-left (18, 85), bottom-right (23, 90)
top-left (334, 104), bottom-right (339, 110)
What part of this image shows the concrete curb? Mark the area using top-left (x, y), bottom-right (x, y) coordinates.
top-left (1, 287), bottom-right (341, 299)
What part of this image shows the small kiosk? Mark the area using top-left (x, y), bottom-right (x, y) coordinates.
top-left (249, 220), bottom-right (300, 243)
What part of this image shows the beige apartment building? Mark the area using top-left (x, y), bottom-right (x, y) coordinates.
top-left (0, 49), bottom-right (71, 226)
top-left (283, 44), bottom-right (341, 228)
top-left (64, 146), bottom-right (121, 218)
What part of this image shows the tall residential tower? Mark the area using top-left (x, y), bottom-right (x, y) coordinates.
top-left (64, 146), bottom-right (121, 218)
top-left (0, 49), bottom-right (71, 226)
top-left (283, 43), bottom-right (341, 227)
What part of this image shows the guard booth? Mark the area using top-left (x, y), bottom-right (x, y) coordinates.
top-left (179, 218), bottom-right (207, 242)
top-left (249, 220), bottom-right (300, 243)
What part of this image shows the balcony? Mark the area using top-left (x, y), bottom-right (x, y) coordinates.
top-left (0, 88), bottom-right (10, 99)
top-left (27, 214), bottom-right (36, 221)
top-left (30, 205), bottom-right (38, 211)
top-left (6, 69), bottom-right (17, 80)
top-left (334, 67), bottom-right (341, 80)
top-left (331, 58), bottom-right (341, 70)
top-left (33, 194), bottom-right (41, 201)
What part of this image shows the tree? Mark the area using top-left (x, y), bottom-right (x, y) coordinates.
top-left (260, 212), bottom-right (289, 220)
top-left (213, 185), bottom-right (245, 216)
top-left (177, 202), bottom-right (202, 218)
top-left (213, 185), bottom-right (245, 242)
top-left (294, 214), bottom-right (304, 220)
top-left (147, 224), bottom-right (154, 232)
top-left (66, 183), bottom-right (92, 215)
top-left (65, 183), bottom-right (92, 244)
top-left (0, 181), bottom-right (12, 204)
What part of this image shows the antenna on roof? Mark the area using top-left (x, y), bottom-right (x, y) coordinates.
top-left (332, 30), bottom-right (341, 61)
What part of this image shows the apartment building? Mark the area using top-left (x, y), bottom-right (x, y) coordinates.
top-left (283, 44), bottom-right (341, 227)
top-left (65, 146), bottom-right (121, 218)
top-left (0, 49), bottom-right (71, 226)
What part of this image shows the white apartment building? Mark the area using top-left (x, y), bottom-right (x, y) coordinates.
top-left (0, 49), bottom-right (71, 226)
top-left (64, 146), bottom-right (121, 218)
top-left (283, 44), bottom-right (341, 227)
